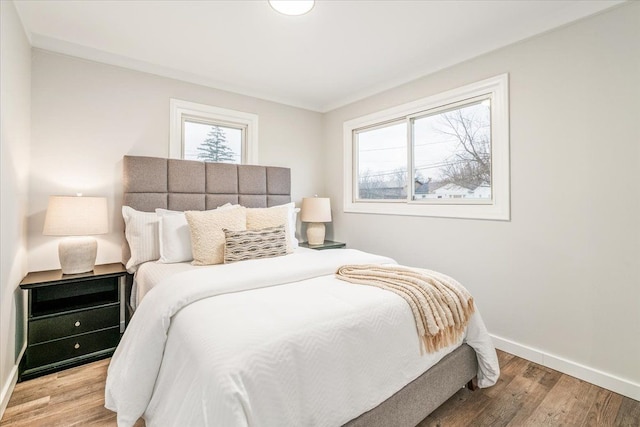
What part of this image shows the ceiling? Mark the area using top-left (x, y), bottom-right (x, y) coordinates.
top-left (14, 0), bottom-right (623, 112)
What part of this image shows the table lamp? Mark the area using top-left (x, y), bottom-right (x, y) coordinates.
top-left (43, 195), bottom-right (108, 274)
top-left (300, 197), bottom-right (331, 245)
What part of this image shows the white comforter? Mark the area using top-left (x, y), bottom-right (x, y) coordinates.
top-left (131, 261), bottom-right (196, 308)
top-left (105, 249), bottom-right (499, 427)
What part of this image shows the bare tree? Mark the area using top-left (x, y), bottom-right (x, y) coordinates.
top-left (358, 168), bottom-right (407, 199)
top-left (390, 167), bottom-right (407, 189)
top-left (358, 169), bottom-right (385, 199)
top-left (437, 108), bottom-right (491, 189)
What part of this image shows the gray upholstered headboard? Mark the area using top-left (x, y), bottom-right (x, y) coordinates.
top-left (121, 155), bottom-right (292, 265)
top-left (123, 155), bottom-right (291, 211)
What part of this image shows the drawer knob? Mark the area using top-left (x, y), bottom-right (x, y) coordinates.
top-left (74, 321), bottom-right (81, 327)
top-left (74, 343), bottom-right (80, 350)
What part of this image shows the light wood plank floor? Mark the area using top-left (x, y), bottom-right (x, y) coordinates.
top-left (421, 351), bottom-right (639, 426)
top-left (2, 351), bottom-right (638, 426)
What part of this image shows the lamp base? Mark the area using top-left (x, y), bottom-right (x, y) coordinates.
top-left (306, 222), bottom-right (326, 245)
top-left (58, 236), bottom-right (97, 274)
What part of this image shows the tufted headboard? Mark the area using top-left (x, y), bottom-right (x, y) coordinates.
top-left (122, 155), bottom-right (291, 211)
top-left (121, 155), bottom-right (292, 268)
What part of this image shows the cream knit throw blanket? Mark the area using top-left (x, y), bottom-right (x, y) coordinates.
top-left (336, 264), bottom-right (475, 354)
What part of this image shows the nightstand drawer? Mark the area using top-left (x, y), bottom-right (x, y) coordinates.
top-left (29, 304), bottom-right (119, 345)
top-left (25, 327), bottom-right (120, 369)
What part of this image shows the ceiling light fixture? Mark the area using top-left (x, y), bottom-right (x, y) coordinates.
top-left (269, 0), bottom-right (315, 16)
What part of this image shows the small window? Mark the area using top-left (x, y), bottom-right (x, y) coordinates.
top-left (170, 99), bottom-right (258, 164)
top-left (344, 74), bottom-right (509, 220)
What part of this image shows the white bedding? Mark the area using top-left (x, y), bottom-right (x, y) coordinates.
top-left (132, 260), bottom-right (197, 308)
top-left (132, 248), bottom-right (319, 308)
top-left (106, 249), bottom-right (499, 427)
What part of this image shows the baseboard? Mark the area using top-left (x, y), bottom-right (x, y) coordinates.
top-left (491, 334), bottom-right (640, 401)
top-left (0, 343), bottom-right (26, 420)
top-left (0, 363), bottom-right (20, 420)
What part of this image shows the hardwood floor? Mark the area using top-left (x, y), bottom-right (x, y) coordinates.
top-left (1, 351), bottom-right (638, 426)
top-left (421, 351), bottom-right (639, 427)
top-left (0, 359), bottom-right (143, 427)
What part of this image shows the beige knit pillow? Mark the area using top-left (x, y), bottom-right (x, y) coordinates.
top-left (246, 206), bottom-right (293, 253)
top-left (185, 206), bottom-right (247, 265)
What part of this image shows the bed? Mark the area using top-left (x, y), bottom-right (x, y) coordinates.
top-left (105, 155), bottom-right (499, 427)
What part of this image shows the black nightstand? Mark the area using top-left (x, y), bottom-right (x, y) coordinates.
top-left (300, 240), bottom-right (346, 250)
top-left (19, 263), bottom-right (127, 381)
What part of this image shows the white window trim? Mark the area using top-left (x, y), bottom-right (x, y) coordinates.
top-left (169, 99), bottom-right (259, 164)
top-left (343, 74), bottom-right (510, 221)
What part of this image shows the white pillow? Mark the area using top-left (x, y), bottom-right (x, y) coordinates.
top-left (156, 204), bottom-right (235, 264)
top-left (292, 207), bottom-right (300, 248)
top-left (156, 209), bottom-right (192, 263)
top-left (271, 202), bottom-right (300, 249)
top-left (122, 206), bottom-right (160, 272)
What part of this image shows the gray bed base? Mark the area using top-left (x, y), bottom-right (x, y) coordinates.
top-left (122, 155), bottom-right (479, 426)
top-left (345, 344), bottom-right (478, 426)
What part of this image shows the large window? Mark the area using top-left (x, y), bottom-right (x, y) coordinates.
top-left (344, 74), bottom-right (509, 220)
top-left (170, 99), bottom-right (258, 164)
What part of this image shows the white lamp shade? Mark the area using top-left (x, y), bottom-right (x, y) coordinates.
top-left (43, 196), bottom-right (108, 236)
top-left (300, 197), bottom-right (331, 223)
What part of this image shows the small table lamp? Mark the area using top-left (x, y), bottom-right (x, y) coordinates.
top-left (43, 195), bottom-right (108, 274)
top-left (301, 197), bottom-right (332, 245)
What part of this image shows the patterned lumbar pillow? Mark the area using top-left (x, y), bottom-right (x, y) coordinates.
top-left (246, 205), bottom-right (293, 253)
top-left (223, 225), bottom-right (287, 263)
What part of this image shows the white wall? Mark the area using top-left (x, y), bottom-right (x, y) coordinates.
top-left (28, 51), bottom-right (325, 272)
top-left (0, 0), bottom-right (31, 415)
top-left (324, 3), bottom-right (640, 398)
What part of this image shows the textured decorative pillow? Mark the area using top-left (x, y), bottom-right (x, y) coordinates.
top-left (246, 205), bottom-right (293, 253)
top-left (122, 206), bottom-right (160, 272)
top-left (185, 206), bottom-right (246, 265)
top-left (156, 204), bottom-right (235, 264)
top-left (224, 225), bottom-right (287, 263)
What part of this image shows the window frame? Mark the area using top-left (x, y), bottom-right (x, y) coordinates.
top-left (169, 99), bottom-right (258, 164)
top-left (343, 74), bottom-right (510, 221)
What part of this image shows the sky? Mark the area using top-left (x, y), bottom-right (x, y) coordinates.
top-left (357, 100), bottom-right (490, 184)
